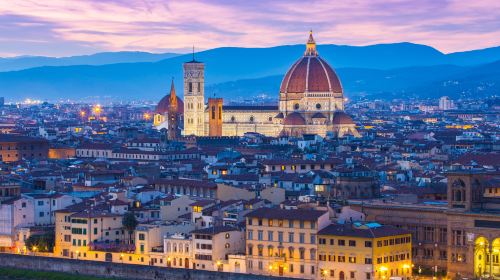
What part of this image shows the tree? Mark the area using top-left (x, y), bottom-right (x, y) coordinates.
top-left (122, 212), bottom-right (138, 245)
top-left (26, 233), bottom-right (55, 252)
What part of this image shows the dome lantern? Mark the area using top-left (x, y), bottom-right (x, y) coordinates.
top-left (304, 30), bottom-right (318, 57)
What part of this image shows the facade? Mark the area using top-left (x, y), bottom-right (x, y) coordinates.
top-left (154, 32), bottom-right (360, 138)
top-left (0, 135), bottom-right (49, 162)
top-left (317, 223), bottom-right (412, 280)
top-left (245, 208), bottom-right (330, 279)
top-left (191, 226), bottom-right (245, 271)
top-left (0, 197), bottom-right (34, 251)
top-left (351, 171), bottom-right (500, 279)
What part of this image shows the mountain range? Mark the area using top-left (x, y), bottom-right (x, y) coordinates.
top-left (1, 43), bottom-right (499, 102)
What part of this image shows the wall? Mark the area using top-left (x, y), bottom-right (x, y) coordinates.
top-left (0, 253), bottom-right (292, 280)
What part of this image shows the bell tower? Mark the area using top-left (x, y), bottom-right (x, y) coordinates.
top-left (183, 55), bottom-right (205, 136)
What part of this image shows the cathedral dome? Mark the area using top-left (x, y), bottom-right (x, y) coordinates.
top-left (283, 112), bottom-right (306, 126)
top-left (279, 31), bottom-right (342, 97)
top-left (155, 94), bottom-right (184, 114)
top-left (332, 111), bottom-right (355, 125)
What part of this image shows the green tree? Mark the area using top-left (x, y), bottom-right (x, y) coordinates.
top-left (122, 212), bottom-right (138, 245)
top-left (25, 233), bottom-right (55, 252)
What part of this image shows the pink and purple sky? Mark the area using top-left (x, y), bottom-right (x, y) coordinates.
top-left (1, 0), bottom-right (499, 57)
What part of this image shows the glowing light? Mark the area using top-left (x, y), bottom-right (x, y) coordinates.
top-left (380, 266), bottom-right (388, 272)
top-left (80, 111), bottom-right (86, 117)
top-left (144, 113), bottom-right (151, 120)
top-left (269, 265), bottom-right (273, 270)
top-left (93, 104), bottom-right (102, 114)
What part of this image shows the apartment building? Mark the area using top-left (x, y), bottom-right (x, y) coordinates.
top-left (245, 208), bottom-right (330, 279)
top-left (191, 226), bottom-right (245, 271)
top-left (317, 222), bottom-right (412, 280)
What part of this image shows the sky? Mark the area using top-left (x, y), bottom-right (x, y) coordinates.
top-left (0, 0), bottom-right (499, 57)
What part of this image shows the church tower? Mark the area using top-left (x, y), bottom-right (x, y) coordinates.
top-left (183, 57), bottom-right (205, 136)
top-left (167, 79), bottom-right (180, 140)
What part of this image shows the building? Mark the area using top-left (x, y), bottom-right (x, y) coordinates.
top-left (317, 222), bottom-right (412, 280)
top-left (155, 32), bottom-right (359, 138)
top-left (439, 96), bottom-right (455, 111)
top-left (153, 80), bottom-right (184, 137)
top-left (245, 207), bottom-right (330, 279)
top-left (0, 197), bottom-right (34, 252)
top-left (191, 226), bottom-right (245, 271)
top-left (0, 135), bottom-right (49, 162)
top-left (351, 171), bottom-right (500, 279)
top-left (0, 180), bottom-right (21, 202)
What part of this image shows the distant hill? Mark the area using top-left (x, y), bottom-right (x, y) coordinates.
top-left (208, 62), bottom-right (500, 100)
top-left (0, 52), bottom-right (180, 72)
top-left (1, 42), bottom-right (500, 101)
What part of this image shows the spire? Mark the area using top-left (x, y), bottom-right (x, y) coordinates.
top-left (304, 30), bottom-right (318, 57)
top-left (169, 78), bottom-right (177, 108)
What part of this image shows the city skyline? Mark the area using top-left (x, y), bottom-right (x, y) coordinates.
top-left (1, 0), bottom-right (500, 57)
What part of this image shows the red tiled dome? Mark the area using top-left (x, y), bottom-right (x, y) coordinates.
top-left (280, 56), bottom-right (342, 94)
top-left (155, 94), bottom-right (184, 114)
top-left (332, 111), bottom-right (354, 125)
top-left (283, 112), bottom-right (306, 126)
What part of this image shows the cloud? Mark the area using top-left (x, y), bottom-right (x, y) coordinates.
top-left (0, 0), bottom-right (499, 56)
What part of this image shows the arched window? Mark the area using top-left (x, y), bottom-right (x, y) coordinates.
top-left (249, 116), bottom-right (255, 123)
top-left (316, 103), bottom-right (321, 109)
top-left (294, 103), bottom-right (300, 110)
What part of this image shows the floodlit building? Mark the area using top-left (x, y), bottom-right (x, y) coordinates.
top-left (317, 222), bottom-right (412, 280)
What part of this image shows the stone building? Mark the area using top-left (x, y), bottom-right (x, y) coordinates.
top-left (155, 32), bottom-right (359, 138)
top-left (0, 135), bottom-right (49, 162)
top-left (351, 171), bottom-right (500, 279)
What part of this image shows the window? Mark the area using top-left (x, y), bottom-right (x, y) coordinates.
top-left (294, 103), bottom-right (300, 110)
top-left (338, 239), bottom-right (345, 246)
top-left (278, 232), bottom-right (283, 242)
top-left (366, 272), bottom-right (371, 279)
top-left (330, 239), bottom-right (334, 245)
top-left (257, 230), bottom-right (263, 241)
top-left (248, 230), bottom-right (253, 240)
top-left (310, 234), bottom-right (316, 244)
top-left (289, 220), bottom-right (294, 228)
top-left (365, 258), bottom-right (372, 264)
top-left (268, 231), bottom-right (273, 241)
top-left (299, 233), bottom-right (305, 243)
top-left (289, 232), bottom-right (294, 243)
top-left (300, 221), bottom-right (304, 228)
top-left (349, 240), bottom-right (356, 247)
top-left (38, 201), bottom-right (44, 206)
top-left (247, 218), bottom-right (252, 225)
top-left (338, 256), bottom-right (345, 262)
top-left (365, 241), bottom-right (372, 247)
top-left (139, 233), bottom-right (145, 241)
top-left (316, 103), bottom-right (321, 109)
top-left (349, 256), bottom-right (356, 263)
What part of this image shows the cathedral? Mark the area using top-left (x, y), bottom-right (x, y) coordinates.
top-left (154, 32), bottom-right (359, 138)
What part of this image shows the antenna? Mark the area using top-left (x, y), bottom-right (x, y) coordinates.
top-left (192, 45), bottom-right (195, 61)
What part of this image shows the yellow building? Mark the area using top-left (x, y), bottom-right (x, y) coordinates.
top-left (54, 204), bottom-right (129, 259)
top-left (317, 222), bottom-right (412, 280)
top-left (245, 208), bottom-right (330, 279)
